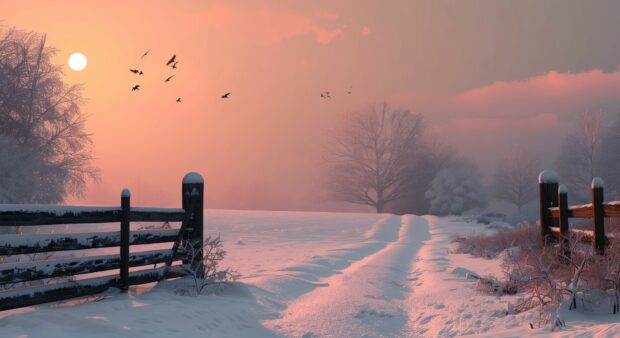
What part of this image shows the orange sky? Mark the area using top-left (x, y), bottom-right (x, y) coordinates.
top-left (5, 1), bottom-right (620, 211)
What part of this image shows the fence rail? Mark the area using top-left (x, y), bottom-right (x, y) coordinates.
top-left (538, 170), bottom-right (610, 256)
top-left (0, 172), bottom-right (204, 311)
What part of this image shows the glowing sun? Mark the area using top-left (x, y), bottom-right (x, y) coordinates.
top-left (68, 52), bottom-right (87, 71)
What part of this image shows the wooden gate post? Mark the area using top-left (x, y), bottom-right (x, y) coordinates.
top-left (120, 189), bottom-right (130, 291)
top-left (539, 170), bottom-right (559, 244)
top-left (182, 173), bottom-right (204, 271)
top-left (592, 177), bottom-right (606, 255)
top-left (558, 185), bottom-right (570, 261)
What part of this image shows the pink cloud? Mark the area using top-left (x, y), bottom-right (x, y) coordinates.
top-left (203, 4), bottom-right (344, 45)
top-left (393, 67), bottom-right (620, 171)
top-left (453, 68), bottom-right (620, 119)
top-left (361, 26), bottom-right (370, 36)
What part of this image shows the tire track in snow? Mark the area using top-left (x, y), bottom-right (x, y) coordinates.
top-left (248, 215), bottom-right (404, 308)
top-left (264, 215), bottom-right (430, 338)
top-left (402, 216), bottom-right (521, 337)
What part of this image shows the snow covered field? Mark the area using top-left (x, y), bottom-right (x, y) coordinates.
top-left (1, 210), bottom-right (620, 337)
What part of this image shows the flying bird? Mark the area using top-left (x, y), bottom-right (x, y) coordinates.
top-left (321, 91), bottom-right (331, 98)
top-left (172, 61), bottom-right (178, 69)
top-left (347, 85), bottom-right (352, 94)
top-left (176, 98), bottom-right (182, 102)
top-left (221, 92), bottom-right (230, 98)
top-left (139, 70), bottom-right (144, 75)
top-left (165, 75), bottom-right (175, 82)
top-left (129, 69), bottom-right (139, 74)
top-left (141, 49), bottom-right (150, 59)
top-left (166, 54), bottom-right (177, 66)
top-left (131, 85), bottom-right (140, 91)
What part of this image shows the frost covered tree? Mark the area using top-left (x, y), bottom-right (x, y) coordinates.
top-left (0, 135), bottom-right (70, 203)
top-left (384, 133), bottom-right (456, 215)
top-left (493, 145), bottom-right (540, 213)
top-left (324, 102), bottom-right (424, 213)
top-left (0, 28), bottom-right (97, 202)
top-left (556, 111), bottom-right (605, 202)
top-left (425, 161), bottom-right (487, 216)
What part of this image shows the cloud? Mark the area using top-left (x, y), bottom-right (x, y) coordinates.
top-left (453, 68), bottom-right (620, 119)
top-left (202, 4), bottom-right (344, 45)
top-left (393, 67), bottom-right (620, 171)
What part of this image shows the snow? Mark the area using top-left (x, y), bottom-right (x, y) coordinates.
top-left (0, 209), bottom-right (619, 337)
top-left (0, 204), bottom-right (119, 216)
top-left (592, 177), bottom-right (604, 188)
top-left (559, 184), bottom-right (568, 194)
top-left (182, 172), bottom-right (204, 184)
top-left (121, 189), bottom-right (130, 198)
top-left (538, 170), bottom-right (559, 184)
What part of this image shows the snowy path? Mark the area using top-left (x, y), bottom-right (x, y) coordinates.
top-left (265, 215), bottom-right (430, 337)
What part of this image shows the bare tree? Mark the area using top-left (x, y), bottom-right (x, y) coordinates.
top-left (556, 111), bottom-right (605, 202)
top-left (324, 102), bottom-right (424, 213)
top-left (493, 145), bottom-right (540, 213)
top-left (0, 27), bottom-right (98, 202)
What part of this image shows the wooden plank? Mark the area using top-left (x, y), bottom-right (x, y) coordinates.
top-left (130, 208), bottom-right (185, 222)
top-left (0, 209), bottom-right (120, 226)
top-left (0, 205), bottom-right (185, 226)
top-left (0, 249), bottom-right (173, 285)
top-left (0, 266), bottom-right (187, 311)
top-left (549, 204), bottom-right (593, 218)
top-left (0, 229), bottom-right (179, 256)
top-left (604, 203), bottom-right (620, 217)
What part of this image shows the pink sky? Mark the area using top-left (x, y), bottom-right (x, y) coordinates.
top-left (4, 1), bottom-right (620, 211)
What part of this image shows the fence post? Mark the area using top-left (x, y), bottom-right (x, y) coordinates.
top-left (592, 177), bottom-right (606, 255)
top-left (120, 189), bottom-right (131, 291)
top-left (539, 170), bottom-right (559, 245)
top-left (182, 173), bottom-right (204, 272)
top-left (558, 185), bottom-right (570, 261)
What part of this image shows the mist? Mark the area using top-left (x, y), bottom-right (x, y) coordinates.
top-left (5, 0), bottom-right (620, 212)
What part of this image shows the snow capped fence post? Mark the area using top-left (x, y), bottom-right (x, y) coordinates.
top-left (539, 171), bottom-right (559, 245)
top-left (182, 173), bottom-right (204, 274)
top-left (558, 185), bottom-right (570, 261)
top-left (120, 188), bottom-right (131, 291)
top-left (592, 177), bottom-right (606, 255)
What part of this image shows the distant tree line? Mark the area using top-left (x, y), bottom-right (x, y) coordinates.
top-left (324, 103), bottom-right (620, 216)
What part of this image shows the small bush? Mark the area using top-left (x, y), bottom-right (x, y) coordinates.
top-left (176, 236), bottom-right (239, 296)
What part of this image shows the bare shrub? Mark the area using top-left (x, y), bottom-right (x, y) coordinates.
top-left (176, 236), bottom-right (239, 296)
top-left (456, 224), bottom-right (620, 330)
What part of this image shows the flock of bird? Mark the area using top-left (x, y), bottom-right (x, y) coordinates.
top-left (129, 49), bottom-right (352, 102)
top-left (129, 49), bottom-right (230, 103)
top-left (320, 85), bottom-right (352, 99)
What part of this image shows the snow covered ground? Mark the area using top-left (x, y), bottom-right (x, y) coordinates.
top-left (1, 210), bottom-right (619, 337)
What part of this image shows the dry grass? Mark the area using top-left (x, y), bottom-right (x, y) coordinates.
top-left (454, 223), bottom-right (620, 328)
top-left (452, 223), bottom-right (540, 258)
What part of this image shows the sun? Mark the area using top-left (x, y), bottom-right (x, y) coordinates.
top-left (68, 52), bottom-right (87, 71)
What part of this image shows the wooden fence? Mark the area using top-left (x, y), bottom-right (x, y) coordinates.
top-left (0, 172), bottom-right (204, 311)
top-left (539, 170), bottom-right (614, 256)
